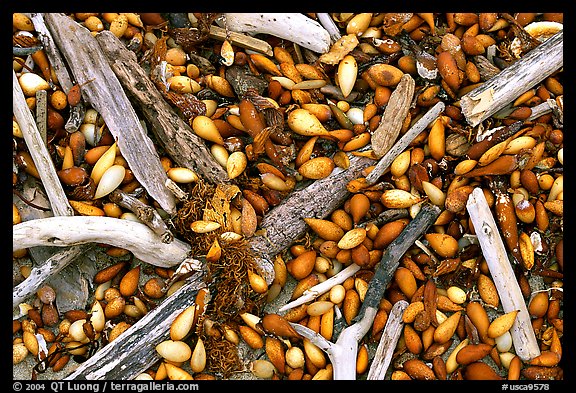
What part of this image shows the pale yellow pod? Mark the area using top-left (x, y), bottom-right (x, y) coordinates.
top-left (167, 167), bottom-right (199, 183)
top-left (307, 300), bottom-right (335, 317)
top-left (190, 220), bottom-right (221, 233)
top-left (90, 300), bottom-right (106, 332)
top-left (261, 172), bottom-right (291, 191)
top-left (547, 175), bottom-right (563, 202)
top-left (155, 340), bottom-right (192, 363)
top-left (192, 115), bottom-right (224, 145)
top-left (190, 337), bottom-right (206, 373)
top-left (446, 286), bottom-right (467, 304)
top-left (226, 151), bottom-right (248, 179)
top-left (109, 14), bottom-right (129, 38)
top-left (487, 310), bottom-right (519, 338)
top-left (167, 75), bottom-right (202, 94)
top-left (381, 189), bottom-right (424, 209)
top-left (292, 79), bottom-right (327, 90)
top-left (210, 144), bottom-right (229, 168)
top-left (205, 74), bottom-right (235, 97)
top-left (285, 346), bottom-right (305, 369)
top-left (338, 55), bottom-right (357, 98)
top-left (287, 108), bottom-right (331, 137)
top-left (239, 312), bottom-right (262, 333)
top-left (18, 73), bottom-right (50, 97)
top-left (337, 227), bottom-right (367, 250)
top-left (13, 342), bottom-right (29, 365)
top-left (346, 13), bottom-right (373, 36)
top-left (390, 150), bottom-right (411, 178)
top-left (170, 305), bottom-right (196, 341)
top-left (421, 181), bottom-right (446, 207)
top-left (433, 311), bottom-right (461, 343)
top-left (164, 363), bottom-right (194, 380)
top-left (250, 359), bottom-right (276, 379)
top-left (454, 159), bottom-right (478, 175)
top-left (445, 338), bottom-right (469, 373)
top-left (502, 136), bottom-right (537, 155)
top-left (91, 142), bottom-right (117, 185)
top-left (94, 165), bottom-right (125, 199)
top-left (248, 270), bottom-right (268, 294)
top-left (303, 338), bottom-right (327, 368)
top-left (478, 140), bottom-right (507, 166)
top-left (298, 157), bottom-right (335, 180)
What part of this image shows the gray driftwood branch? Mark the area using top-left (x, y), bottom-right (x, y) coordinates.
top-left (460, 30), bottom-right (563, 127)
top-left (64, 272), bottom-right (205, 380)
top-left (95, 31), bottom-right (230, 185)
top-left (13, 216), bottom-right (192, 268)
top-left (44, 13), bottom-right (176, 215)
top-left (466, 188), bottom-right (540, 362)
top-left (291, 203), bottom-right (441, 379)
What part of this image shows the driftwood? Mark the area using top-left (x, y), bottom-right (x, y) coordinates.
top-left (44, 13), bottom-right (177, 215)
top-left (466, 188), bottom-right (540, 362)
top-left (218, 13), bottom-right (331, 54)
top-left (13, 70), bottom-right (73, 218)
top-left (13, 245), bottom-right (92, 308)
top-left (64, 272), bottom-right (205, 380)
top-left (208, 25), bottom-right (273, 56)
top-left (460, 30), bottom-right (563, 127)
top-left (366, 101), bottom-right (445, 185)
top-left (371, 73), bottom-right (415, 158)
top-left (95, 31), bottom-right (230, 185)
top-left (249, 153), bottom-right (375, 280)
top-left (108, 189), bottom-right (173, 243)
top-left (27, 13), bottom-right (85, 133)
top-left (366, 300), bottom-right (408, 380)
top-left (291, 203), bottom-right (441, 379)
top-left (13, 216), bottom-right (193, 269)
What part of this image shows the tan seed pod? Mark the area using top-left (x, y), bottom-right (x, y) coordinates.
top-left (477, 274), bottom-right (500, 308)
top-left (241, 198), bottom-right (258, 238)
top-left (23, 331), bottom-right (39, 356)
top-left (331, 209), bottom-right (353, 231)
top-left (119, 265), bottom-right (140, 297)
top-left (304, 218), bottom-right (345, 241)
top-left (192, 115), bottom-right (224, 145)
top-left (239, 325), bottom-right (264, 349)
top-left (190, 220), bottom-right (221, 233)
top-left (190, 337), bottom-right (207, 373)
top-left (265, 336), bottom-right (286, 374)
top-left (528, 291), bottom-right (549, 318)
top-left (167, 167), bottom-right (199, 184)
top-left (365, 64), bottom-right (404, 87)
top-left (287, 108), bottom-right (331, 137)
top-left (518, 231), bottom-right (535, 270)
top-left (307, 300), bottom-right (334, 317)
top-left (421, 181), bottom-right (446, 207)
top-left (342, 289), bottom-right (361, 324)
top-left (445, 185), bottom-right (475, 213)
top-left (248, 270), bottom-right (268, 294)
top-left (156, 340), bottom-right (192, 363)
top-left (298, 157), bottom-right (335, 180)
top-left (303, 338), bottom-right (326, 369)
top-left (337, 55), bottom-right (358, 98)
top-left (488, 310), bottom-right (519, 338)
top-left (404, 324), bottom-right (423, 354)
top-left (394, 267), bottom-right (417, 298)
top-left (428, 117), bottom-right (446, 161)
top-left (433, 311), bottom-right (461, 344)
top-left (286, 250), bottom-right (317, 280)
top-left (105, 296), bottom-right (126, 319)
top-left (380, 189), bottom-right (424, 209)
top-left (226, 151), bottom-right (248, 179)
top-left (170, 306), bottom-right (196, 341)
top-left (403, 301), bottom-right (425, 323)
top-left (13, 342), bottom-right (29, 364)
top-left (164, 363), bottom-right (193, 380)
top-left (250, 359), bottom-right (277, 379)
top-left (425, 233), bottom-right (459, 258)
top-left (403, 358), bottom-right (436, 380)
top-left (109, 14), bottom-right (128, 38)
top-left (337, 227), bottom-right (367, 250)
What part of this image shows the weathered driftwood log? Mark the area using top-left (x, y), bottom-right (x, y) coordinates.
top-left (64, 272), bottom-right (205, 380)
top-left (95, 31), bottom-right (230, 185)
top-left (13, 216), bottom-right (193, 268)
top-left (460, 30), bottom-right (563, 127)
top-left (292, 203), bottom-right (441, 379)
top-left (44, 13), bottom-right (176, 215)
top-left (27, 13), bottom-right (85, 132)
top-left (249, 154), bottom-right (375, 269)
top-left (367, 300), bottom-right (408, 380)
top-left (13, 70), bottom-right (73, 218)
top-left (13, 245), bottom-right (92, 308)
top-left (466, 188), bottom-right (540, 362)
top-left (218, 13), bottom-right (331, 54)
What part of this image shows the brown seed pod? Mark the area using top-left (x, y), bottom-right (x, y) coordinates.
top-left (455, 343), bottom-right (494, 365)
top-left (94, 261), bottom-right (127, 284)
top-left (477, 273), bottom-right (500, 308)
top-left (463, 361), bottom-right (503, 380)
top-left (402, 358), bottom-right (436, 380)
top-left (261, 313), bottom-right (302, 339)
